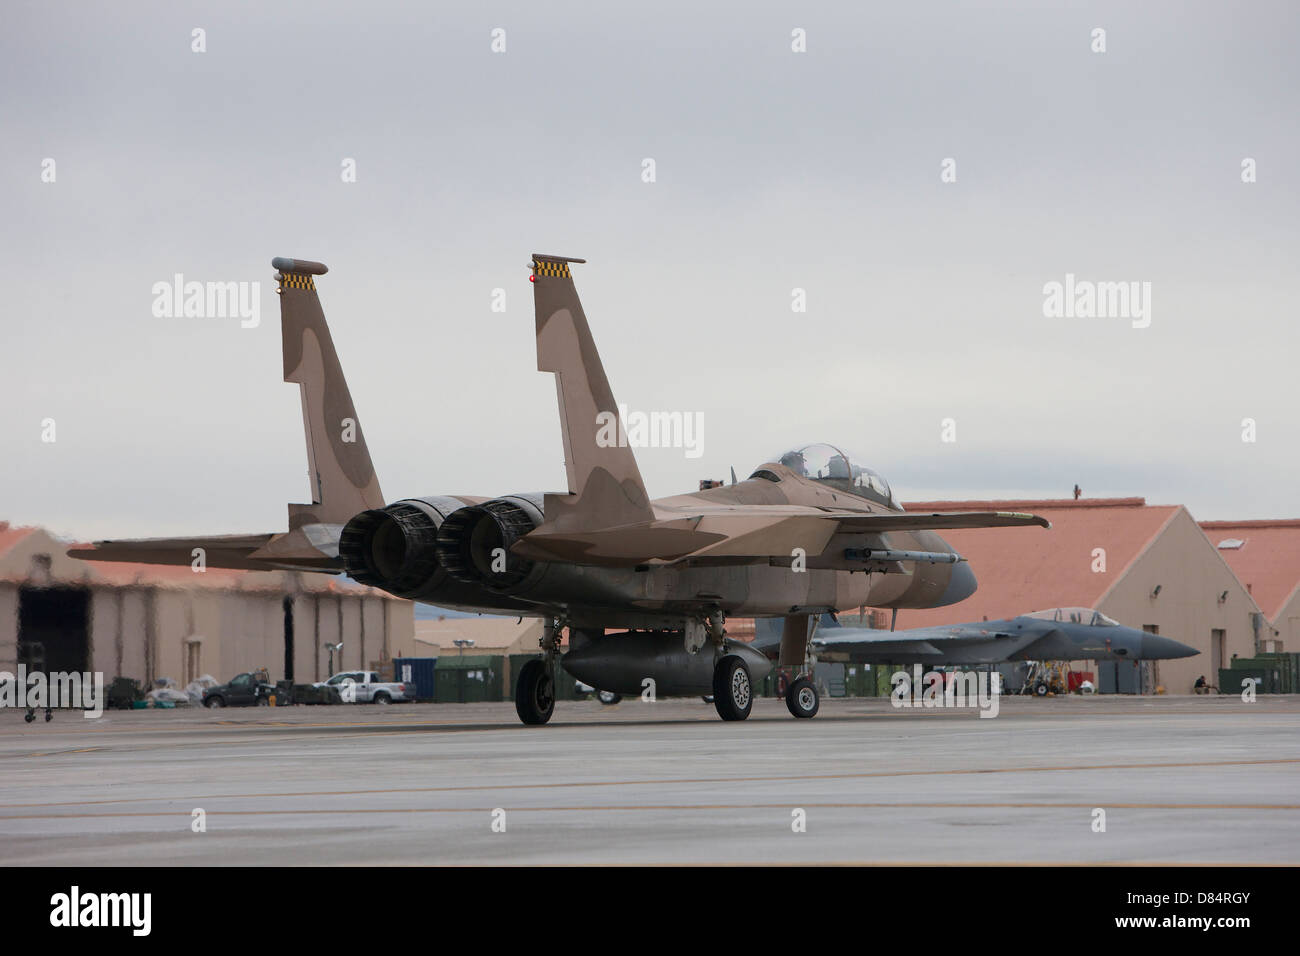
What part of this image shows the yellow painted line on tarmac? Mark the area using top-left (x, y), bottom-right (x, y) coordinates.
top-left (20, 747), bottom-right (101, 758)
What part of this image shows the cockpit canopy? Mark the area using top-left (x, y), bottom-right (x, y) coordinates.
top-left (757, 443), bottom-right (897, 509)
top-left (1024, 607), bottom-right (1120, 627)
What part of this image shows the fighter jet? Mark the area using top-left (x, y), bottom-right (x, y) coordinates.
top-left (779, 607), bottom-right (1198, 665)
top-left (70, 254), bottom-right (1049, 724)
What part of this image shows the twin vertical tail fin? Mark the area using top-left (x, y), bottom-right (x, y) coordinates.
top-left (531, 254), bottom-right (654, 533)
top-left (275, 252), bottom-right (646, 541)
top-left (274, 257), bottom-right (385, 530)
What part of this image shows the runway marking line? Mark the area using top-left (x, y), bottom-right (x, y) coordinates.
top-left (5, 697), bottom-right (1296, 737)
top-left (19, 747), bottom-right (100, 759)
top-left (0, 757), bottom-right (1297, 810)
top-left (2, 800), bottom-right (1298, 822)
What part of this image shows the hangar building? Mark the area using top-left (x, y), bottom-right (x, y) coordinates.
top-left (892, 497), bottom-right (1263, 694)
top-left (0, 522), bottom-right (414, 688)
top-left (1199, 519), bottom-right (1300, 651)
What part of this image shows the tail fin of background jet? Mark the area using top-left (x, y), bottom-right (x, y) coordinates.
top-left (274, 257), bottom-right (385, 530)
top-left (531, 254), bottom-right (654, 533)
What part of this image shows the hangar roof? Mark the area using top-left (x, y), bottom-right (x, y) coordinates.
top-left (891, 497), bottom-right (1179, 626)
top-left (1198, 519), bottom-right (1300, 621)
top-left (0, 523), bottom-right (37, 561)
top-left (414, 616), bottom-right (546, 653)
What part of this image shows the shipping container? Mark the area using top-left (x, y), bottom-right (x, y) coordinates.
top-left (434, 654), bottom-right (503, 703)
top-left (393, 657), bottom-right (437, 701)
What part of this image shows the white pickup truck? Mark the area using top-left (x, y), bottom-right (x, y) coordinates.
top-left (315, 671), bottom-right (415, 704)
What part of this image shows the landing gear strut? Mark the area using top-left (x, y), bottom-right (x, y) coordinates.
top-left (515, 617), bottom-right (564, 725)
top-left (779, 613), bottom-right (821, 719)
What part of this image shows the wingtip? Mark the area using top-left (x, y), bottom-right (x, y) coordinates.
top-left (996, 511), bottom-right (1051, 529)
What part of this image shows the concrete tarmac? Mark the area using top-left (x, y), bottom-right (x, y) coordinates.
top-left (1, 695), bottom-right (1297, 865)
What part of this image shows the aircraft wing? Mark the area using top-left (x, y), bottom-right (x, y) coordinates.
top-left (813, 625), bottom-right (1048, 664)
top-left (512, 510), bottom-right (1048, 567)
top-left (825, 511), bottom-right (1050, 533)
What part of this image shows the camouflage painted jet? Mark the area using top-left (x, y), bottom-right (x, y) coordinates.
top-left (756, 608), bottom-right (1198, 665)
top-left (71, 254), bottom-right (1049, 725)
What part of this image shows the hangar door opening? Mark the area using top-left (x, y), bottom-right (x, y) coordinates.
top-left (18, 587), bottom-right (90, 674)
top-left (282, 596), bottom-right (295, 683)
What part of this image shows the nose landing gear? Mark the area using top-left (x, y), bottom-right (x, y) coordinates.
top-left (778, 612), bottom-right (822, 719)
top-left (785, 676), bottom-right (819, 718)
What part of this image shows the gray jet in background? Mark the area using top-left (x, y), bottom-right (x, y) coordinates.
top-left (756, 608), bottom-right (1197, 665)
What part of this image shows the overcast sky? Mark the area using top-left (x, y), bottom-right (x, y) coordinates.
top-left (3, 1), bottom-right (1297, 540)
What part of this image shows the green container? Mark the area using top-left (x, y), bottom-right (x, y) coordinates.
top-left (1230, 657), bottom-right (1290, 693)
top-left (1221, 668), bottom-right (1272, 695)
top-left (434, 654), bottom-right (503, 703)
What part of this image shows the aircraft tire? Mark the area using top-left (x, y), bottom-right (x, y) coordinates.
top-left (712, 655), bottom-right (753, 721)
top-left (1033, 681), bottom-right (1049, 697)
top-left (596, 690), bottom-right (622, 705)
top-left (515, 659), bottom-right (555, 725)
top-left (785, 677), bottom-right (819, 718)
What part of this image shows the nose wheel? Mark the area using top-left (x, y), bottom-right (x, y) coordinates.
top-left (785, 676), bottom-right (819, 718)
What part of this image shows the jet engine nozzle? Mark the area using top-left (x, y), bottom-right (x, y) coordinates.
top-left (435, 495), bottom-right (544, 592)
top-left (339, 501), bottom-right (443, 596)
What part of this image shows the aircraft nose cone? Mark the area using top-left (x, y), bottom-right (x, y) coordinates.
top-left (937, 561), bottom-right (977, 606)
top-left (1141, 634), bottom-right (1199, 659)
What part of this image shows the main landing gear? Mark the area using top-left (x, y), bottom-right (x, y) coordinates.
top-left (701, 610), bottom-right (754, 722)
top-left (515, 617), bottom-right (563, 725)
top-left (515, 659), bottom-right (554, 724)
top-left (712, 655), bottom-right (753, 721)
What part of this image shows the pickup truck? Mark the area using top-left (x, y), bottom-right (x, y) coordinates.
top-left (203, 672), bottom-right (277, 708)
top-left (314, 671), bottom-right (415, 704)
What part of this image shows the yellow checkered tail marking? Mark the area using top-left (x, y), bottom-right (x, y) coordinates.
top-left (533, 260), bottom-right (571, 279)
top-left (281, 273), bottom-right (316, 291)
